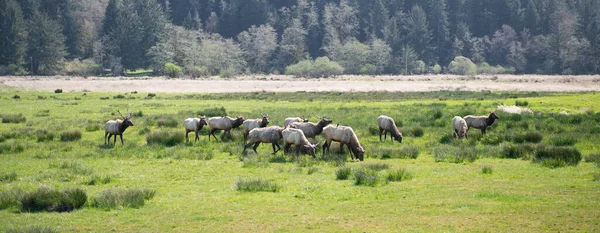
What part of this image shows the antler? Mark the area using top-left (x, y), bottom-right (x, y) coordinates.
top-left (126, 108), bottom-right (131, 118)
top-left (117, 109), bottom-right (124, 118)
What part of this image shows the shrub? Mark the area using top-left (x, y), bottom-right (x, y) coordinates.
top-left (132, 110), bottom-right (143, 117)
top-left (434, 145), bottom-right (478, 163)
top-left (64, 58), bottom-right (102, 76)
top-left (534, 146), bottom-right (582, 168)
top-left (165, 62), bottom-right (182, 78)
top-left (353, 169), bottom-right (382, 186)
top-left (511, 131), bottom-right (543, 144)
top-left (482, 166), bottom-right (493, 174)
top-left (439, 134), bottom-right (453, 144)
top-left (335, 166), bottom-right (352, 180)
top-left (363, 163), bottom-right (390, 171)
top-left (1, 114), bottom-right (27, 123)
top-left (113, 94), bottom-right (125, 99)
top-left (549, 136), bottom-right (577, 146)
top-left (156, 117), bottom-right (178, 128)
top-left (0, 189), bottom-right (22, 210)
top-left (414, 60), bottom-right (426, 74)
top-left (500, 144), bottom-right (532, 159)
top-left (593, 173), bottom-right (600, 181)
top-left (285, 57), bottom-right (344, 78)
top-left (35, 129), bottom-right (55, 142)
top-left (84, 175), bottom-right (112, 186)
top-left (188, 66), bottom-right (211, 78)
top-left (60, 130), bottom-right (82, 142)
top-left (268, 155), bottom-right (287, 163)
top-left (0, 142), bottom-right (24, 154)
top-left (54, 89), bottom-right (63, 93)
top-left (85, 124), bottom-right (101, 132)
top-left (386, 168), bottom-right (413, 182)
top-left (515, 100), bottom-right (529, 106)
top-left (20, 187), bottom-right (87, 212)
top-left (146, 130), bottom-right (184, 147)
top-left (0, 172), bottom-right (17, 182)
top-left (90, 188), bottom-right (155, 209)
top-left (480, 134), bottom-right (503, 145)
top-left (476, 62), bottom-right (515, 74)
top-left (409, 127), bottom-right (425, 137)
top-left (429, 64), bottom-right (442, 74)
top-left (448, 56), bottom-right (477, 75)
top-left (235, 178), bottom-right (281, 192)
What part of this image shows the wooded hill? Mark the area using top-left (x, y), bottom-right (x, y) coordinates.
top-left (1, 0), bottom-right (599, 76)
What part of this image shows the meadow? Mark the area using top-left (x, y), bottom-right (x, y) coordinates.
top-left (1, 87), bottom-right (599, 232)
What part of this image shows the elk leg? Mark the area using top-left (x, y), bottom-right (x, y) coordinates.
top-left (185, 131), bottom-right (189, 143)
top-left (107, 134), bottom-right (112, 145)
top-left (195, 131), bottom-right (200, 142)
top-left (252, 142), bottom-right (261, 153)
top-left (119, 135), bottom-right (124, 145)
top-left (113, 134), bottom-right (117, 144)
top-left (104, 132), bottom-right (109, 144)
top-left (272, 142), bottom-right (281, 154)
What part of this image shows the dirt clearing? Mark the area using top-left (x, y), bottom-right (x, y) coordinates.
top-left (1, 75), bottom-right (599, 93)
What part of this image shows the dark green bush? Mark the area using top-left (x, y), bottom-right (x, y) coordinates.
top-left (113, 94), bottom-right (126, 99)
top-left (60, 130), bottom-right (82, 141)
top-left (511, 131), bottom-right (543, 143)
top-left (515, 100), bottom-right (529, 106)
top-left (1, 114), bottom-right (26, 123)
top-left (481, 134), bottom-right (503, 145)
top-left (54, 89), bottom-right (62, 93)
top-left (35, 129), bottom-right (55, 142)
top-left (146, 130), bottom-right (184, 147)
top-left (501, 144), bottom-right (529, 159)
top-left (20, 187), bottom-right (87, 212)
top-left (235, 178), bottom-right (280, 192)
top-left (85, 124), bottom-right (101, 132)
top-left (410, 127), bottom-right (425, 137)
top-left (353, 169), bottom-right (382, 186)
top-left (90, 188), bottom-right (155, 209)
top-left (0, 142), bottom-right (24, 154)
top-left (534, 146), bottom-right (582, 168)
top-left (439, 134), bottom-right (453, 144)
top-left (548, 135), bottom-right (577, 146)
top-left (335, 166), bottom-right (352, 180)
top-left (481, 166), bottom-right (493, 174)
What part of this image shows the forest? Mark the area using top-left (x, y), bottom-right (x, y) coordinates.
top-left (1, 0), bottom-right (599, 76)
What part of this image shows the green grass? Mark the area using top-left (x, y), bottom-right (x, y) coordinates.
top-left (1, 90), bottom-right (600, 231)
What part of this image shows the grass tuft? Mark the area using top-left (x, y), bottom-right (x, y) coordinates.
top-left (534, 146), bottom-right (581, 168)
top-left (385, 168), bottom-right (413, 182)
top-left (84, 175), bottom-right (112, 185)
top-left (1, 114), bottom-right (27, 123)
top-left (409, 127), bottom-right (425, 137)
top-left (307, 167), bottom-right (319, 175)
top-left (585, 153), bottom-right (600, 163)
top-left (235, 178), bottom-right (281, 192)
top-left (481, 165), bottom-right (493, 174)
top-left (90, 188), bottom-right (155, 209)
top-left (363, 163), bottom-right (390, 171)
top-left (59, 130), bottom-right (82, 141)
top-left (353, 169), bottom-right (382, 186)
top-left (19, 187), bottom-right (87, 212)
top-left (335, 166), bottom-right (352, 180)
top-left (548, 135), bottom-right (577, 146)
top-left (0, 172), bottom-right (17, 182)
top-left (146, 130), bottom-right (184, 147)
top-left (35, 129), bottom-right (55, 142)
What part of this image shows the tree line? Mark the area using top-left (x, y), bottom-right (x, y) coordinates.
top-left (1, 0), bottom-right (599, 76)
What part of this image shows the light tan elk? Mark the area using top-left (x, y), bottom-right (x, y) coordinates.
top-left (282, 127), bottom-right (318, 158)
top-left (452, 116), bottom-right (468, 139)
top-left (207, 116), bottom-right (245, 141)
top-left (104, 110), bottom-right (134, 145)
top-left (283, 117), bottom-right (309, 128)
top-left (243, 126), bottom-right (284, 154)
top-left (322, 125), bottom-right (365, 161)
top-left (290, 117), bottom-right (332, 141)
top-left (243, 114), bottom-right (269, 143)
top-left (377, 115), bottom-right (403, 143)
top-left (184, 115), bottom-right (207, 142)
top-left (464, 112), bottom-right (500, 135)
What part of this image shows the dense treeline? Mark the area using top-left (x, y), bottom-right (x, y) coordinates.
top-left (1, 0), bottom-right (599, 76)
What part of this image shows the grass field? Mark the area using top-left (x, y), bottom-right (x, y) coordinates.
top-left (1, 87), bottom-right (599, 232)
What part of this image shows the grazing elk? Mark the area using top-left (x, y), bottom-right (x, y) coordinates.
top-left (452, 116), bottom-right (468, 139)
top-left (243, 114), bottom-right (269, 143)
top-left (464, 112), bottom-right (500, 135)
top-left (207, 116), bottom-right (245, 141)
top-left (377, 115), bottom-right (403, 143)
top-left (104, 110), bottom-right (134, 145)
top-left (283, 117), bottom-right (309, 128)
top-left (282, 127), bottom-right (318, 158)
top-left (290, 117), bottom-right (332, 141)
top-left (322, 125), bottom-right (365, 161)
top-left (184, 115), bottom-right (208, 143)
top-left (243, 126), bottom-right (284, 154)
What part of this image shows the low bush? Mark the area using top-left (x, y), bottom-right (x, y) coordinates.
top-left (54, 89), bottom-right (63, 93)
top-left (534, 146), bottom-right (582, 168)
top-left (439, 134), bottom-right (453, 144)
top-left (448, 56), bottom-right (477, 75)
top-left (60, 130), bottom-right (82, 142)
top-left (375, 146), bottom-right (420, 159)
top-left (481, 134), bottom-right (503, 145)
top-left (476, 62), bottom-right (515, 74)
top-left (409, 127), bottom-right (425, 137)
top-left (85, 124), bottom-right (101, 132)
top-left (285, 57), bottom-right (344, 78)
top-left (156, 117), bottom-right (178, 128)
top-left (64, 58), bottom-right (102, 76)
top-left (90, 188), bottom-right (155, 209)
top-left (500, 144), bottom-right (534, 159)
top-left (0, 142), bottom-right (24, 154)
top-left (385, 168), bottom-right (413, 182)
top-left (482, 166), bottom-right (493, 174)
top-left (515, 100), bottom-right (529, 106)
top-left (19, 187), bottom-right (87, 212)
top-left (146, 130), bottom-right (184, 147)
top-left (353, 169), bottom-right (382, 186)
top-left (307, 167), bottom-right (320, 175)
top-left (510, 131), bottom-right (543, 143)
top-left (335, 166), bottom-right (352, 180)
top-left (1, 114), bottom-right (27, 123)
top-left (548, 135), bottom-right (577, 146)
top-left (165, 62), bottom-right (182, 78)
top-left (235, 178), bottom-right (280, 192)
top-left (35, 129), bottom-right (55, 142)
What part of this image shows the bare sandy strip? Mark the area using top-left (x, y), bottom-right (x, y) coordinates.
top-left (1, 75), bottom-right (599, 93)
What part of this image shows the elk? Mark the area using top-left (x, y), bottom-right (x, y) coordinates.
top-left (243, 126), bottom-right (284, 154)
top-left (452, 116), bottom-right (468, 139)
top-left (283, 117), bottom-right (309, 128)
top-left (207, 116), bottom-right (245, 141)
top-left (377, 115), bottom-right (403, 143)
top-left (184, 115), bottom-right (207, 143)
top-left (242, 114), bottom-right (269, 143)
top-left (464, 112), bottom-right (500, 135)
top-left (282, 127), bottom-right (318, 158)
top-left (104, 110), bottom-right (134, 145)
top-left (322, 125), bottom-right (365, 161)
top-left (290, 117), bottom-right (332, 141)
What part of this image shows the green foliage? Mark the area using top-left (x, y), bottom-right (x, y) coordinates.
top-left (197, 107), bottom-right (227, 117)
top-left (429, 64), bottom-right (442, 74)
top-left (476, 62), bottom-right (515, 74)
top-left (1, 114), bottom-right (26, 123)
top-left (235, 178), bottom-right (281, 192)
top-left (5, 226), bottom-right (57, 233)
top-left (26, 10), bottom-right (67, 75)
top-left (584, 153), bottom-right (600, 163)
top-left (353, 169), bottom-right (383, 186)
top-left (374, 146), bottom-right (419, 159)
top-left (501, 144), bottom-right (535, 159)
top-left (385, 168), bottom-right (413, 182)
top-left (0, 172), bottom-right (17, 182)
top-left (156, 117), bottom-right (178, 128)
top-left (480, 134), bottom-right (504, 145)
top-left (335, 166), bottom-right (352, 180)
top-left (534, 146), bottom-right (582, 168)
top-left (59, 130), bottom-right (82, 142)
top-left (363, 163), bottom-right (390, 172)
top-left (448, 56), bottom-right (477, 75)
top-left (19, 187), bottom-right (87, 212)
top-left (481, 166), bottom-right (493, 174)
top-left (165, 62), bottom-right (182, 78)
top-left (285, 57), bottom-right (343, 78)
top-left (90, 188), bottom-right (155, 209)
top-left (35, 129), bottom-right (55, 142)
top-left (434, 145), bottom-right (478, 163)
top-left (548, 135), bottom-right (577, 146)
top-left (146, 130), bottom-right (184, 147)
top-left (515, 100), bottom-right (529, 106)
top-left (409, 127), bottom-right (425, 137)
top-left (509, 131), bottom-right (543, 143)
top-left (64, 59), bottom-right (102, 76)
top-left (188, 66), bottom-right (211, 78)
top-left (84, 175), bottom-right (112, 186)
top-left (54, 89), bottom-right (63, 93)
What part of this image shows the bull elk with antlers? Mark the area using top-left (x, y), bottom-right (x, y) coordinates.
top-left (104, 109), bottom-right (134, 145)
